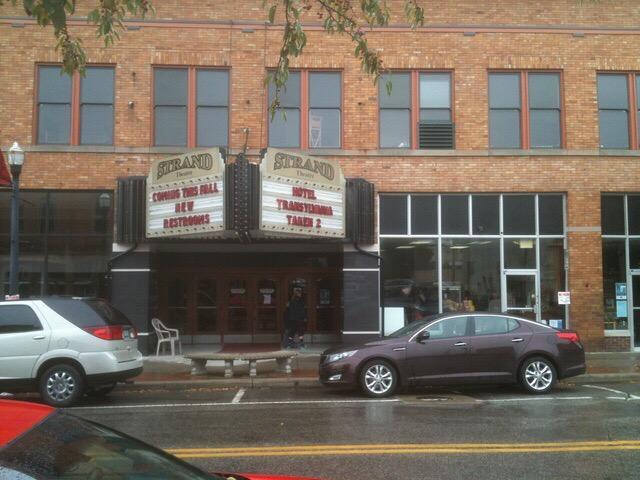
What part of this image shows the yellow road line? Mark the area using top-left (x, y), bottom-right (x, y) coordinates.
top-left (166, 441), bottom-right (640, 458)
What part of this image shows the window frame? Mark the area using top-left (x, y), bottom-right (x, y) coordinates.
top-left (266, 69), bottom-right (343, 149)
top-left (378, 70), bottom-right (455, 150)
top-left (596, 72), bottom-right (639, 150)
top-left (488, 70), bottom-right (565, 150)
top-left (34, 63), bottom-right (116, 146)
top-left (152, 65), bottom-right (230, 148)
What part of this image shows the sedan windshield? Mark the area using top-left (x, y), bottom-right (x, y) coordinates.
top-left (386, 317), bottom-right (437, 338)
top-left (0, 412), bottom-right (222, 480)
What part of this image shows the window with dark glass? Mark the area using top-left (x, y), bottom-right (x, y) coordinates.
top-left (441, 195), bottom-right (468, 234)
top-left (309, 72), bottom-right (341, 148)
top-left (473, 316), bottom-right (518, 335)
top-left (379, 73), bottom-right (411, 148)
top-left (539, 195), bottom-right (564, 235)
top-left (529, 73), bottom-right (561, 148)
top-left (601, 195), bottom-right (625, 235)
top-left (196, 70), bottom-right (229, 147)
top-left (154, 67), bottom-right (229, 148)
top-left (37, 66), bottom-right (72, 144)
top-left (154, 68), bottom-right (188, 146)
top-left (472, 195), bottom-right (499, 235)
top-left (80, 67), bottom-right (114, 145)
top-left (0, 306), bottom-right (42, 334)
top-left (0, 191), bottom-right (113, 298)
top-left (489, 73), bottom-right (521, 148)
top-left (490, 71), bottom-right (562, 149)
top-left (269, 71), bottom-right (301, 148)
top-left (411, 195), bottom-right (438, 235)
top-left (627, 195), bottom-right (640, 235)
top-left (597, 74), bottom-right (630, 149)
top-left (503, 195), bottom-right (535, 235)
top-left (379, 195), bottom-right (408, 234)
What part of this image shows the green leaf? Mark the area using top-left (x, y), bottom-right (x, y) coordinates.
top-left (268, 4), bottom-right (277, 23)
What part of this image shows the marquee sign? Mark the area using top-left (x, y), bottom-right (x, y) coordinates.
top-left (146, 148), bottom-right (225, 238)
top-left (260, 149), bottom-right (345, 238)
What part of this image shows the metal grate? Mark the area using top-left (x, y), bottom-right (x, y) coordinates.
top-left (418, 121), bottom-right (455, 149)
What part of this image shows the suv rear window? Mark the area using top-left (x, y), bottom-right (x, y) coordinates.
top-left (42, 299), bottom-right (132, 328)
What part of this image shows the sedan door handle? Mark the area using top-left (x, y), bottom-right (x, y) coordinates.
top-left (32, 335), bottom-right (45, 340)
top-left (453, 342), bottom-right (467, 347)
top-left (511, 338), bottom-right (524, 343)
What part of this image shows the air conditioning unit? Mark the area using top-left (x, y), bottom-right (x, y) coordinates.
top-left (418, 121), bottom-right (455, 149)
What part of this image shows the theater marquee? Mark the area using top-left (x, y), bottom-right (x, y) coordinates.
top-left (260, 149), bottom-right (345, 238)
top-left (146, 148), bottom-right (225, 238)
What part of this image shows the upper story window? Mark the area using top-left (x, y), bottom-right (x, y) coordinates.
top-left (379, 71), bottom-right (454, 149)
top-left (153, 67), bottom-right (228, 147)
top-left (37, 65), bottom-right (114, 145)
top-left (268, 71), bottom-right (341, 149)
top-left (489, 71), bottom-right (562, 149)
top-left (597, 73), bottom-right (639, 149)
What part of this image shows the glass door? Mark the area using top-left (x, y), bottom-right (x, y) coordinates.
top-left (255, 278), bottom-right (279, 334)
top-left (227, 279), bottom-right (250, 334)
top-left (504, 271), bottom-right (539, 321)
top-left (196, 277), bottom-right (218, 333)
top-left (632, 275), bottom-right (640, 349)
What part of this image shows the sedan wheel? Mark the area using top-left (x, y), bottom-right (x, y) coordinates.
top-left (360, 360), bottom-right (397, 398)
top-left (520, 357), bottom-right (556, 394)
top-left (39, 364), bottom-right (84, 407)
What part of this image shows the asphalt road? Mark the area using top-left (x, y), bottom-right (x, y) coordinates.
top-left (14, 381), bottom-right (640, 480)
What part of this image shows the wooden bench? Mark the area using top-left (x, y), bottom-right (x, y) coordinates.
top-left (184, 351), bottom-right (298, 378)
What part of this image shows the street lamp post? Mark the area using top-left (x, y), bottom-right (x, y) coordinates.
top-left (8, 142), bottom-right (24, 297)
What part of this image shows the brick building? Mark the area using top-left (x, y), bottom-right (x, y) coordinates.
top-left (1, 0), bottom-right (639, 352)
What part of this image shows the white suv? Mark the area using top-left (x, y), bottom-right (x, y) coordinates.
top-left (0, 298), bottom-right (143, 407)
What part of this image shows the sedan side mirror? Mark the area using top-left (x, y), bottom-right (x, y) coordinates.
top-left (416, 331), bottom-right (430, 343)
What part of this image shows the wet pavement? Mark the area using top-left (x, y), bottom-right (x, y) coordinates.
top-left (15, 379), bottom-right (633, 480)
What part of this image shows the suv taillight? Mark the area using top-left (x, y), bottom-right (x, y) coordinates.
top-left (557, 332), bottom-right (580, 343)
top-left (84, 325), bottom-right (124, 341)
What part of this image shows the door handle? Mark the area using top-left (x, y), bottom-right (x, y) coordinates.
top-left (32, 335), bottom-right (45, 340)
top-left (511, 338), bottom-right (524, 343)
top-left (453, 342), bottom-right (467, 346)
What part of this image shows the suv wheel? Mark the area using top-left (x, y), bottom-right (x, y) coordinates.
top-left (39, 364), bottom-right (84, 407)
top-left (520, 357), bottom-right (556, 394)
top-left (359, 359), bottom-right (398, 398)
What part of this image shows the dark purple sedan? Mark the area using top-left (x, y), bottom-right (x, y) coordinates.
top-left (320, 313), bottom-right (586, 397)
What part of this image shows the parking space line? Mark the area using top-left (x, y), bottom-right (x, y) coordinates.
top-left (485, 396), bottom-right (593, 403)
top-left (583, 385), bottom-right (629, 396)
top-left (232, 388), bottom-right (246, 404)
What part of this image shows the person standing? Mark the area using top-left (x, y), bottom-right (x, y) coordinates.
top-left (284, 287), bottom-right (307, 349)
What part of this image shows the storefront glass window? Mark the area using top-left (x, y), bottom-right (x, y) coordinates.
top-left (540, 238), bottom-right (565, 323)
top-left (381, 193), bottom-right (566, 327)
top-left (504, 238), bottom-right (536, 269)
top-left (601, 195), bottom-right (625, 235)
top-left (602, 238), bottom-right (627, 330)
top-left (381, 238), bottom-right (438, 322)
top-left (627, 195), bottom-right (640, 235)
top-left (441, 239), bottom-right (500, 313)
top-left (472, 195), bottom-right (499, 235)
top-left (379, 195), bottom-right (408, 234)
top-left (411, 195), bottom-right (437, 235)
top-left (0, 191), bottom-right (113, 298)
top-left (441, 195), bottom-right (468, 234)
top-left (503, 195), bottom-right (535, 235)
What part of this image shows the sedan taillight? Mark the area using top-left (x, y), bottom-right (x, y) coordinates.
top-left (557, 332), bottom-right (580, 343)
top-left (84, 325), bottom-right (124, 341)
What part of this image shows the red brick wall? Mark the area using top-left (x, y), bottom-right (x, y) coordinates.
top-left (2, 0), bottom-right (640, 349)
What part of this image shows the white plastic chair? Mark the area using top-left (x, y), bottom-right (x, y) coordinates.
top-left (151, 318), bottom-right (182, 356)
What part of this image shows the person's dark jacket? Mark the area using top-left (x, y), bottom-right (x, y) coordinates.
top-left (284, 297), bottom-right (306, 329)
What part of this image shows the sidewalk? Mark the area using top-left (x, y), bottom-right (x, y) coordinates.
top-left (128, 345), bottom-right (640, 389)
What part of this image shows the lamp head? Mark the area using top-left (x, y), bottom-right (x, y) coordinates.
top-left (8, 142), bottom-right (24, 167)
